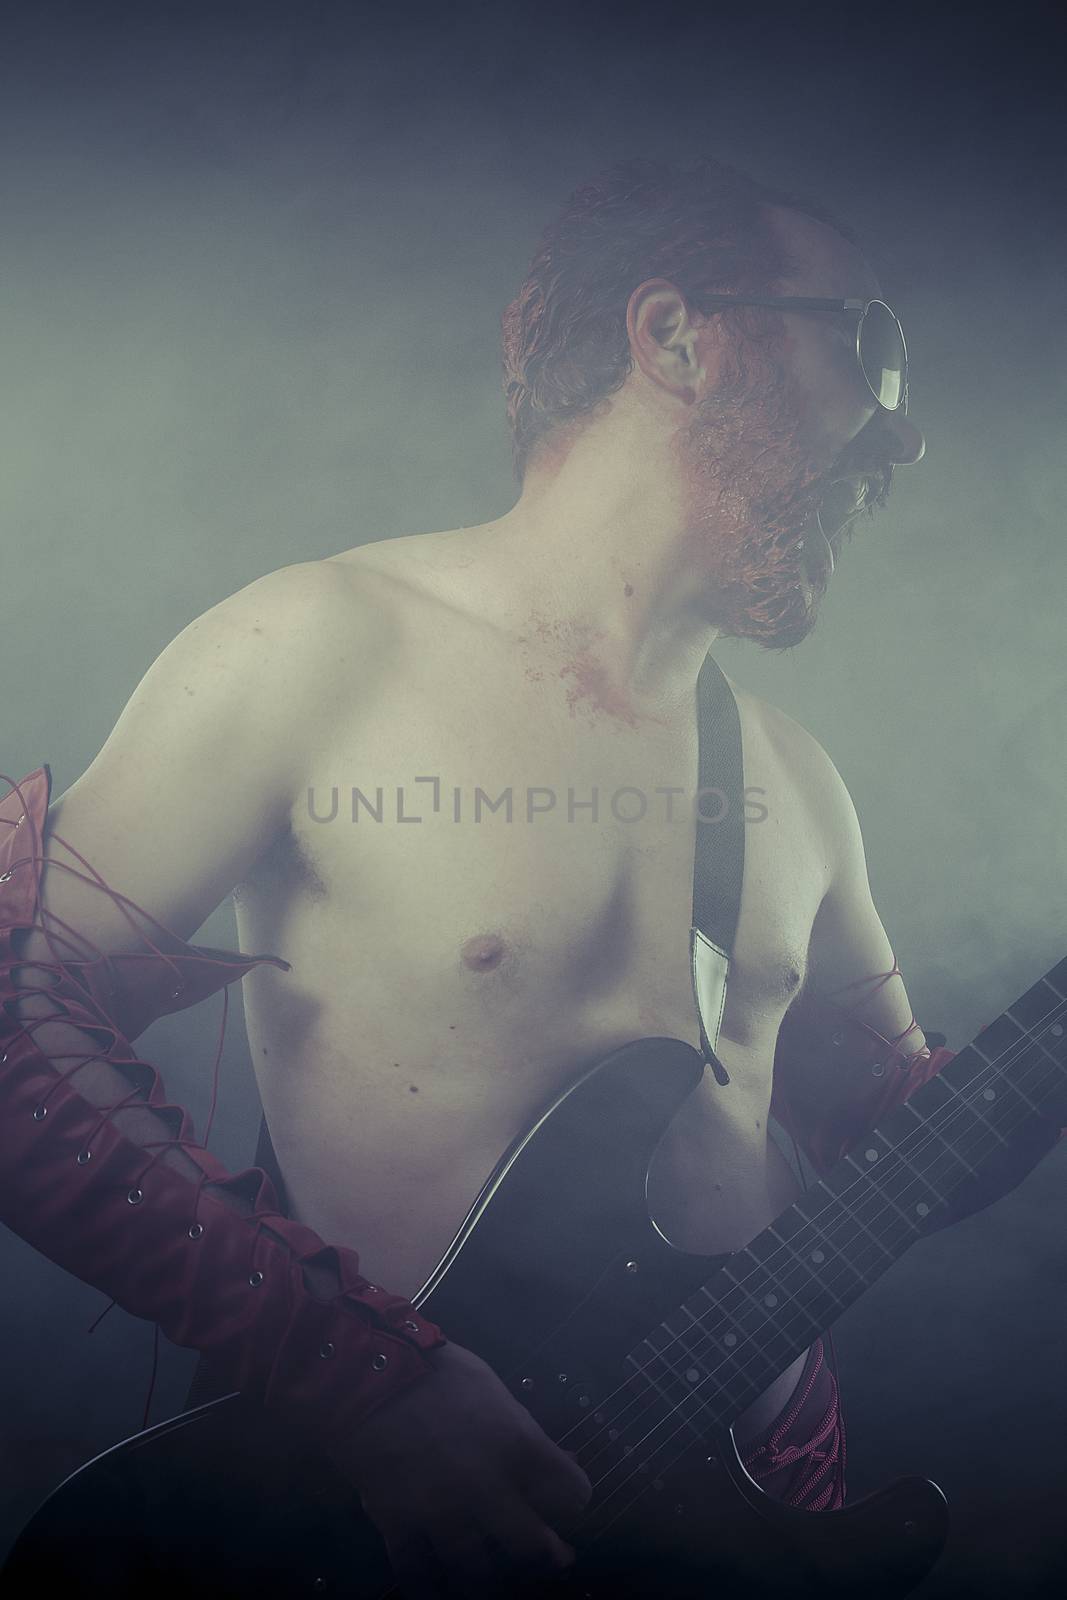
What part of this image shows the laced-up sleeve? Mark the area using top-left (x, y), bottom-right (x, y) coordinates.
top-left (0, 766), bottom-right (447, 1450)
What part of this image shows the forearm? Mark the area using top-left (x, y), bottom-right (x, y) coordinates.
top-left (10, 967), bottom-right (347, 1290)
top-left (1, 766), bottom-right (445, 1448)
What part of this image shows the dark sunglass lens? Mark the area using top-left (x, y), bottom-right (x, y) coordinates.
top-left (859, 301), bottom-right (906, 410)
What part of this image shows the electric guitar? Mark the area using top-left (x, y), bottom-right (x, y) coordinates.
top-left (5, 954), bottom-right (1067, 1598)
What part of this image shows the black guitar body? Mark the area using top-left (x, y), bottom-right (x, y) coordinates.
top-left (4, 1039), bottom-right (949, 1598)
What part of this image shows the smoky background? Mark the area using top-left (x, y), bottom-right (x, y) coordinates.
top-left (1, 0), bottom-right (1065, 1591)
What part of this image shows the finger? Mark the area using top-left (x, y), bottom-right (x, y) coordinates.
top-left (483, 1497), bottom-right (578, 1578)
top-left (522, 1453), bottom-right (594, 1530)
top-left (386, 1528), bottom-right (449, 1600)
top-left (427, 1519), bottom-right (500, 1596)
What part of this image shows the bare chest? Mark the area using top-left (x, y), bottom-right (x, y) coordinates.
top-left (240, 640), bottom-right (829, 1088)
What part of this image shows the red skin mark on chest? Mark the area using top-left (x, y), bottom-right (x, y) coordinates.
top-left (521, 610), bottom-right (645, 728)
top-left (461, 932), bottom-right (507, 971)
top-left (559, 652), bottom-right (641, 727)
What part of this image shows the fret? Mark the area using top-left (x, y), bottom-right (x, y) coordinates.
top-left (678, 1286), bottom-right (751, 1363)
top-left (716, 1260), bottom-right (794, 1376)
top-left (840, 1151), bottom-right (922, 1259)
top-left (681, 1283), bottom-right (766, 1374)
top-left (914, 1070), bottom-right (1009, 1151)
top-left (732, 1243), bottom-right (826, 1350)
top-left (850, 1129), bottom-right (928, 1238)
top-left (931, 1046), bottom-right (1047, 1138)
top-left (627, 1337), bottom-right (689, 1406)
top-left (821, 1176), bottom-right (892, 1270)
top-left (714, 1260), bottom-right (821, 1396)
top-left (658, 1303), bottom-right (720, 1378)
top-left (889, 1085), bottom-right (982, 1179)
top-left (971, 1011), bottom-right (1027, 1057)
top-left (648, 1296), bottom-right (755, 1410)
top-left (970, 1035), bottom-right (1043, 1115)
top-left (627, 1326), bottom-right (760, 1430)
top-left (766, 1221), bottom-right (849, 1315)
top-left (767, 1222), bottom-right (851, 1312)
top-left (1006, 976), bottom-right (1066, 1031)
top-left (745, 1225), bottom-right (835, 1318)
top-left (1026, 1023), bottom-right (1067, 1079)
top-left (793, 1184), bottom-right (873, 1299)
top-left (624, 954), bottom-right (1067, 1440)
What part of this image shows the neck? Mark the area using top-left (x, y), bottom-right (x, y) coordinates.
top-left (466, 418), bottom-right (726, 720)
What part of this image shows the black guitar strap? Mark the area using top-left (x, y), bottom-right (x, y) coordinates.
top-left (690, 652), bottom-right (745, 1086)
top-left (251, 653), bottom-right (746, 1215)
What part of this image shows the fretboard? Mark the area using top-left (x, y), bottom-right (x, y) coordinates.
top-left (628, 953), bottom-right (1067, 1432)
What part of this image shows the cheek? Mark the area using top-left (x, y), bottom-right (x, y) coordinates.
top-left (789, 327), bottom-right (874, 463)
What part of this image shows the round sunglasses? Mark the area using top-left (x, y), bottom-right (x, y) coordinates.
top-left (697, 293), bottom-right (909, 550)
top-left (695, 294), bottom-right (909, 414)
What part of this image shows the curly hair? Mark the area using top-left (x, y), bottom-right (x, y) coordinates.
top-left (501, 157), bottom-right (850, 486)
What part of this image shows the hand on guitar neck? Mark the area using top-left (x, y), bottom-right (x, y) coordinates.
top-left (329, 1341), bottom-right (592, 1596)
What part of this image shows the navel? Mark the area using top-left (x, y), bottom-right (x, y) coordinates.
top-left (461, 932), bottom-right (508, 972)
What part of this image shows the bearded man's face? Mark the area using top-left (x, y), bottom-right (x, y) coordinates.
top-left (674, 342), bottom-right (839, 650)
top-left (672, 207), bottom-right (926, 649)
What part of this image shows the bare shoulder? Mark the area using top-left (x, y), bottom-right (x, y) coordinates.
top-left (721, 672), bottom-right (856, 837)
top-left (327, 527), bottom-right (512, 635)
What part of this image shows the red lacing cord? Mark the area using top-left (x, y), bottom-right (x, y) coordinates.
top-left (0, 785), bottom-right (314, 1424)
top-left (819, 953), bottom-right (929, 1069)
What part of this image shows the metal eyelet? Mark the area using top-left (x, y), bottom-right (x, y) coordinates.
top-left (187, 1222), bottom-right (203, 1239)
top-left (32, 1104), bottom-right (47, 1120)
top-left (0, 870), bottom-right (14, 884)
top-left (404, 1320), bottom-right (419, 1332)
top-left (371, 1353), bottom-right (388, 1372)
top-left (871, 1061), bottom-right (886, 1077)
top-left (319, 1340), bottom-right (336, 1359)
top-left (127, 1188), bottom-right (144, 1205)
top-left (364, 1283), bottom-right (379, 1293)
top-left (76, 1149), bottom-right (92, 1165)
top-left (248, 1270), bottom-right (264, 1287)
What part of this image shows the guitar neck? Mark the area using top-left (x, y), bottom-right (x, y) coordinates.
top-left (629, 954), bottom-right (1067, 1431)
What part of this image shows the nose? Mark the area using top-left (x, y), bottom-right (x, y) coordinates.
top-left (883, 409), bottom-right (925, 466)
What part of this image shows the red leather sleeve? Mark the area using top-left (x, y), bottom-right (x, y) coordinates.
top-left (0, 767), bottom-right (446, 1448)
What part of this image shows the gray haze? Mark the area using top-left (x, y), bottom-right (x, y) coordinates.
top-left (2, 3), bottom-right (1065, 1591)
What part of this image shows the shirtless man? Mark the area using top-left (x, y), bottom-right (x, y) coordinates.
top-left (2, 160), bottom-right (939, 1593)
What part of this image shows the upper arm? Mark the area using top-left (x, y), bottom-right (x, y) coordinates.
top-left (802, 748), bottom-right (925, 1056)
top-left (32, 559), bottom-right (361, 959)
top-left (768, 728), bottom-right (929, 1167)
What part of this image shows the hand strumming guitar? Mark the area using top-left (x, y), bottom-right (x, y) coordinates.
top-left (331, 1341), bottom-right (593, 1598)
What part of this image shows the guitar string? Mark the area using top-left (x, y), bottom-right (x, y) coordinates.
top-left (571, 1002), bottom-right (1065, 1485)
top-left (561, 998), bottom-right (1066, 1474)
top-left (575, 1011), bottom-right (1067, 1523)
top-left (558, 995), bottom-right (1066, 1483)
top-left (578, 1043), bottom-right (1063, 1503)
top-left (574, 1017), bottom-right (1047, 1486)
top-left (575, 1007), bottom-right (1066, 1523)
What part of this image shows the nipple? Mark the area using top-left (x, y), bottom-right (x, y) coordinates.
top-left (461, 932), bottom-right (507, 972)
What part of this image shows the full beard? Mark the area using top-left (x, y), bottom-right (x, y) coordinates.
top-left (674, 353), bottom-right (837, 650)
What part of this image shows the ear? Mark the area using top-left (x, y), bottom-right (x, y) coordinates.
top-left (625, 278), bottom-right (712, 404)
